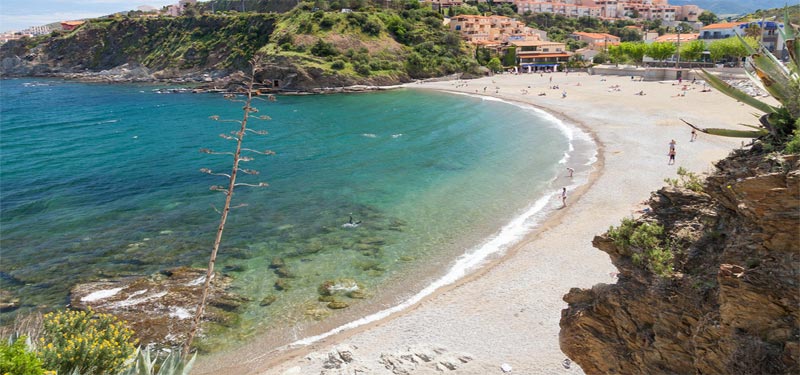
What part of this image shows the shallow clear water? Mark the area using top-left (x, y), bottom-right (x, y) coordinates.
top-left (0, 78), bottom-right (591, 349)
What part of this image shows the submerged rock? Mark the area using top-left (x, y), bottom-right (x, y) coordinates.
top-left (69, 267), bottom-right (247, 347)
top-left (0, 289), bottom-right (19, 312)
top-left (274, 278), bottom-right (291, 291)
top-left (318, 279), bottom-right (361, 296)
top-left (269, 257), bottom-right (285, 269)
top-left (260, 295), bottom-right (278, 306)
top-left (327, 300), bottom-right (349, 309)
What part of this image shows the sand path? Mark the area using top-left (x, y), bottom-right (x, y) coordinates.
top-left (195, 71), bottom-right (760, 374)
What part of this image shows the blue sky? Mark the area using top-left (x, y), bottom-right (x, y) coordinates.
top-left (1, 0), bottom-right (180, 32)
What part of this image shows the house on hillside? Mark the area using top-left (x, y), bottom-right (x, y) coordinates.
top-left (450, 15), bottom-right (542, 45)
top-left (571, 31), bottom-right (620, 50)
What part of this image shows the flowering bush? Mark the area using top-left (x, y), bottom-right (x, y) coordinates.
top-left (38, 309), bottom-right (136, 374)
top-left (0, 336), bottom-right (46, 375)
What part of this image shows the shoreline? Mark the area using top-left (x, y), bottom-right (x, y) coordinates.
top-left (189, 83), bottom-right (601, 371)
top-left (197, 71), bottom-right (755, 374)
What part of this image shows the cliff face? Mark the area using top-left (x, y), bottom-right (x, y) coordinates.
top-left (560, 148), bottom-right (800, 374)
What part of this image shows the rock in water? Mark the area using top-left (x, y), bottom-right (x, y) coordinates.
top-left (70, 267), bottom-right (248, 347)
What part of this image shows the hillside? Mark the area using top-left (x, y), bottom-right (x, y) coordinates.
top-left (0, 3), bottom-right (479, 90)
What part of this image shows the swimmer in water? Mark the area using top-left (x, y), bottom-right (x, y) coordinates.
top-left (343, 215), bottom-right (362, 228)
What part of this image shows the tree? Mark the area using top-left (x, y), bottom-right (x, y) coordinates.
top-left (698, 10), bottom-right (718, 26)
top-left (607, 44), bottom-right (625, 65)
top-left (487, 57), bottom-right (502, 72)
top-left (183, 56), bottom-right (273, 357)
top-left (502, 46), bottom-right (516, 67)
top-left (744, 23), bottom-right (762, 39)
top-left (620, 41), bottom-right (647, 66)
top-left (680, 39), bottom-right (706, 65)
top-left (646, 42), bottom-right (677, 64)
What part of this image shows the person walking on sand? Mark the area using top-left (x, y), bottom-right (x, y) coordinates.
top-left (669, 139), bottom-right (676, 151)
top-left (567, 167), bottom-right (574, 177)
top-left (561, 187), bottom-right (567, 207)
top-left (668, 147), bottom-right (676, 165)
top-left (690, 129), bottom-right (697, 142)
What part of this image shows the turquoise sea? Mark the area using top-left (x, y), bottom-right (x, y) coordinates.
top-left (0, 78), bottom-right (594, 350)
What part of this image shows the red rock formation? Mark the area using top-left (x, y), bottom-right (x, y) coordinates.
top-left (560, 149), bottom-right (799, 374)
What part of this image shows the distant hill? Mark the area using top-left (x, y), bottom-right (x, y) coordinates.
top-left (741, 5), bottom-right (800, 25)
top-left (669, 0), bottom-right (794, 16)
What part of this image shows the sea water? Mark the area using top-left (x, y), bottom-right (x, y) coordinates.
top-left (0, 78), bottom-right (594, 349)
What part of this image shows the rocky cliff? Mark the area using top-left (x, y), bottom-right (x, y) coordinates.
top-left (560, 146), bottom-right (799, 374)
top-left (0, 6), bottom-right (478, 90)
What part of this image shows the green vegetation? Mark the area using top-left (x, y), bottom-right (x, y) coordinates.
top-left (1, 310), bottom-right (196, 375)
top-left (608, 218), bottom-right (674, 277)
top-left (664, 167), bottom-right (704, 192)
top-left (38, 309), bottom-right (137, 374)
top-left (120, 347), bottom-right (196, 375)
top-left (0, 336), bottom-right (46, 375)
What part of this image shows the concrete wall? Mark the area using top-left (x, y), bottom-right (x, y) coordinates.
top-left (588, 65), bottom-right (746, 81)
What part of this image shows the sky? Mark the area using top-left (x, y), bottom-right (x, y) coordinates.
top-left (1, 0), bottom-right (180, 32)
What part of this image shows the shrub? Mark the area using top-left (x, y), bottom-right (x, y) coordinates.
top-left (0, 336), bottom-right (46, 375)
top-left (784, 125), bottom-right (800, 154)
top-left (353, 62), bottom-right (371, 75)
top-left (663, 166), bottom-right (704, 192)
top-left (361, 19), bottom-right (382, 36)
top-left (319, 15), bottom-right (336, 29)
top-left (38, 309), bottom-right (137, 375)
top-left (608, 219), bottom-right (673, 277)
top-left (310, 39), bottom-right (338, 57)
top-left (331, 60), bottom-right (346, 70)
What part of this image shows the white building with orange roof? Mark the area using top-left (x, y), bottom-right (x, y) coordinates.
top-left (654, 32), bottom-right (699, 43)
top-left (571, 31), bottom-right (620, 49)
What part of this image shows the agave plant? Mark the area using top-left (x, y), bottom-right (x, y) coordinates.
top-left (118, 347), bottom-right (196, 375)
top-left (684, 8), bottom-right (800, 145)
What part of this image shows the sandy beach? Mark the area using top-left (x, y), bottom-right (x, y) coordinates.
top-left (194, 71), bottom-right (760, 374)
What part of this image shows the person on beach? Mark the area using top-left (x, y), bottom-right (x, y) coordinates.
top-left (691, 129), bottom-right (697, 142)
top-left (668, 148), bottom-right (676, 165)
top-left (567, 167), bottom-right (574, 177)
top-left (669, 139), bottom-right (676, 151)
top-left (561, 187), bottom-right (567, 207)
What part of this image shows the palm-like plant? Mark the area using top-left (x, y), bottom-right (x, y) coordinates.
top-left (683, 10), bottom-right (799, 147)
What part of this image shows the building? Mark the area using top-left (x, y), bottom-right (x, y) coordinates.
top-left (654, 32), bottom-right (699, 43)
top-left (571, 31), bottom-right (620, 49)
top-left (166, 0), bottom-right (197, 16)
top-left (505, 0), bottom-right (702, 22)
top-left (699, 21), bottom-right (786, 56)
top-left (450, 15), bottom-right (542, 44)
top-left (511, 40), bottom-right (570, 71)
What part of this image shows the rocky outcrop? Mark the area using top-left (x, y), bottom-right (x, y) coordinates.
top-left (70, 267), bottom-right (248, 347)
top-left (560, 148), bottom-right (800, 374)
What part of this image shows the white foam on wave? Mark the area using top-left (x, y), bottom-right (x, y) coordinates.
top-left (82, 287), bottom-right (124, 302)
top-left (289, 191), bottom-right (554, 348)
top-left (362, 133), bottom-right (377, 138)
